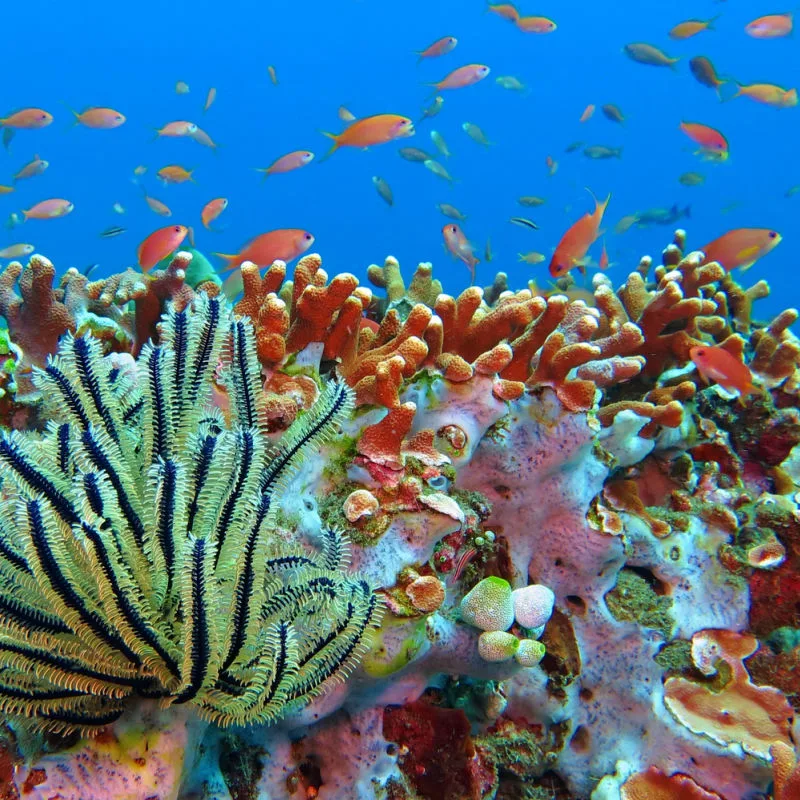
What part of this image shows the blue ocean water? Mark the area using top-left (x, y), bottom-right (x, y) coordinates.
top-left (1, 0), bottom-right (797, 319)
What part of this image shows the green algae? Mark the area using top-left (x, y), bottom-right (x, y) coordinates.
top-left (605, 568), bottom-right (673, 638)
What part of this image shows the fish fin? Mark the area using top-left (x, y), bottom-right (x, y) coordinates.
top-left (706, 14), bottom-right (721, 30)
top-left (212, 252), bottom-right (240, 273)
top-left (60, 102), bottom-right (81, 128)
top-left (254, 168), bottom-right (270, 181)
top-left (718, 81), bottom-right (741, 103)
top-left (318, 131), bottom-right (340, 162)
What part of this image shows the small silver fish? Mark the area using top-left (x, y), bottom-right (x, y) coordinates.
top-left (583, 145), bottom-right (623, 159)
top-left (462, 122), bottom-right (492, 146)
top-left (437, 203), bottom-right (467, 221)
top-left (83, 263), bottom-right (100, 277)
top-left (372, 176), bottom-right (393, 206)
top-left (430, 130), bottom-right (450, 158)
top-left (100, 225), bottom-right (127, 238)
top-left (4, 212), bottom-right (21, 230)
top-left (398, 147), bottom-right (430, 163)
top-left (509, 217), bottom-right (539, 230)
top-left (496, 75), bottom-right (526, 92)
top-left (424, 159), bottom-right (455, 183)
top-left (518, 196), bottom-right (546, 207)
top-left (420, 96), bottom-right (444, 122)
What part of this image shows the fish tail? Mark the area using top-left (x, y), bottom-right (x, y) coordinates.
top-left (718, 80), bottom-right (741, 103)
top-left (319, 131), bottom-right (340, 162)
top-left (212, 252), bottom-right (240, 272)
top-left (255, 168), bottom-right (270, 181)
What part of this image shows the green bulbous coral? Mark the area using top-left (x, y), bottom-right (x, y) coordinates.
top-left (0, 293), bottom-right (382, 735)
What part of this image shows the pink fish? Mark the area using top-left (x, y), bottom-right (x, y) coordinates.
top-left (429, 64), bottom-right (491, 92)
top-left (442, 223), bottom-right (479, 284)
top-left (155, 121), bottom-right (198, 137)
top-left (22, 199), bottom-right (74, 220)
top-left (415, 36), bottom-right (458, 63)
top-left (256, 150), bottom-right (315, 178)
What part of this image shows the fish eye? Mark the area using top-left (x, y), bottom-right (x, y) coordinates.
top-left (304, 233), bottom-right (313, 240)
top-left (769, 231), bottom-right (777, 238)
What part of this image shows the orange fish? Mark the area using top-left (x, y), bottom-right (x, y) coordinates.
top-left (70, 107), bottom-right (126, 129)
top-left (579, 104), bottom-right (595, 123)
top-left (22, 199), bottom-right (74, 220)
top-left (429, 64), bottom-right (491, 92)
top-left (157, 165), bottom-right (195, 184)
top-left (137, 224), bottom-right (189, 271)
top-left (201, 198), bottom-right (228, 230)
top-left (321, 114), bottom-right (414, 159)
top-left (442, 223), bottom-right (479, 284)
top-left (599, 240), bottom-right (609, 270)
top-left (214, 228), bottom-right (315, 271)
top-left (13, 155), bottom-right (48, 182)
top-left (487, 3), bottom-right (520, 22)
top-left (699, 228), bottom-right (782, 272)
top-left (679, 121), bottom-right (729, 161)
top-left (256, 150), bottom-right (315, 178)
top-left (416, 36), bottom-right (458, 63)
top-left (0, 109), bottom-right (53, 129)
top-left (155, 121), bottom-right (198, 137)
top-left (724, 82), bottom-right (797, 107)
top-left (516, 16), bottom-right (557, 33)
top-left (549, 190), bottom-right (610, 278)
top-left (690, 345), bottom-right (757, 399)
top-left (745, 13), bottom-right (793, 38)
top-left (546, 155), bottom-right (558, 176)
top-left (204, 88), bottom-right (216, 112)
top-left (669, 17), bottom-right (717, 39)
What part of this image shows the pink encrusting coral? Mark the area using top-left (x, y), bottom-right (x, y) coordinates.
top-left (0, 230), bottom-right (799, 799)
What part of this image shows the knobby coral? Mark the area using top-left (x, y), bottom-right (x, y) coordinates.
top-left (0, 294), bottom-right (381, 734)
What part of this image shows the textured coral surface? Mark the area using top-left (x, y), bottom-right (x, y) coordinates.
top-left (0, 233), bottom-right (798, 800)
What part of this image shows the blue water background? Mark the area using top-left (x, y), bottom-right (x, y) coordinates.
top-left (1, 0), bottom-right (797, 321)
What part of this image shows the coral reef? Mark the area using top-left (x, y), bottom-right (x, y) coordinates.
top-left (0, 234), bottom-right (798, 799)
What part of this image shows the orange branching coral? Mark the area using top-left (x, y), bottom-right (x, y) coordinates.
top-left (0, 254), bottom-right (77, 367)
top-left (521, 292), bottom-right (645, 412)
top-left (91, 252), bottom-right (198, 354)
top-left (620, 767), bottom-right (723, 800)
top-left (616, 251), bottom-right (722, 377)
top-left (720, 273), bottom-right (770, 336)
top-left (664, 629), bottom-right (794, 760)
top-left (233, 253), bottom-right (371, 366)
top-left (603, 479), bottom-right (671, 538)
top-left (750, 308), bottom-right (800, 391)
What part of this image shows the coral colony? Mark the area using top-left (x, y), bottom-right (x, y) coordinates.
top-left (0, 235), bottom-right (798, 800)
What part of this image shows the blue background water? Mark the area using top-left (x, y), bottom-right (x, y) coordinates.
top-left (1, 0), bottom-right (797, 321)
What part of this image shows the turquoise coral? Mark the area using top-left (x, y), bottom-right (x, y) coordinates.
top-left (0, 293), bottom-right (382, 734)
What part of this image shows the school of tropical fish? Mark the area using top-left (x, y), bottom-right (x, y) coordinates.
top-left (0, 3), bottom-right (793, 300)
